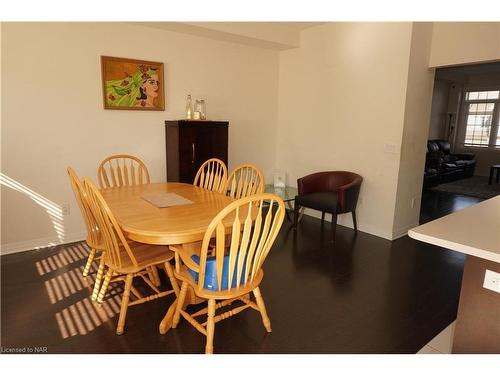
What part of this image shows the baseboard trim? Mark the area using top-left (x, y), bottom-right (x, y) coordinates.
top-left (1, 232), bottom-right (87, 256)
top-left (392, 223), bottom-right (419, 240)
top-left (1, 216), bottom-right (412, 255)
top-left (299, 210), bottom-right (393, 241)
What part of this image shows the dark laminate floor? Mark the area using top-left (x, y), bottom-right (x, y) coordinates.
top-left (1, 193), bottom-right (478, 354)
top-left (419, 189), bottom-right (483, 224)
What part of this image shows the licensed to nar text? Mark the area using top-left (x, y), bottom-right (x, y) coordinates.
top-left (1, 346), bottom-right (48, 353)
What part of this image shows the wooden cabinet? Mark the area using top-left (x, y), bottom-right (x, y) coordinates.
top-left (165, 120), bottom-right (229, 183)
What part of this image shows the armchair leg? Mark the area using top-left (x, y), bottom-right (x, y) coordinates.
top-left (352, 211), bottom-right (357, 232)
top-left (331, 213), bottom-right (337, 242)
top-left (293, 202), bottom-right (300, 230)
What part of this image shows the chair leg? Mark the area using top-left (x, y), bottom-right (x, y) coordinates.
top-left (164, 261), bottom-right (180, 297)
top-left (205, 299), bottom-right (216, 354)
top-left (331, 213), bottom-right (337, 242)
top-left (172, 282), bottom-right (188, 328)
top-left (116, 273), bottom-right (133, 335)
top-left (97, 268), bottom-right (113, 304)
top-left (82, 248), bottom-right (96, 277)
top-left (253, 287), bottom-right (272, 333)
top-left (91, 256), bottom-right (105, 301)
top-left (293, 202), bottom-right (300, 229)
top-left (352, 211), bottom-right (358, 232)
top-left (147, 266), bottom-right (161, 287)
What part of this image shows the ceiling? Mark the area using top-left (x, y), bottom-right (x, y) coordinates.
top-left (436, 61), bottom-right (500, 82)
top-left (133, 22), bottom-right (325, 50)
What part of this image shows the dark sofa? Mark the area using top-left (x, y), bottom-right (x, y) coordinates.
top-left (424, 140), bottom-right (476, 188)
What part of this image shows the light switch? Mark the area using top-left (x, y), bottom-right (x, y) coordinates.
top-left (483, 269), bottom-right (500, 293)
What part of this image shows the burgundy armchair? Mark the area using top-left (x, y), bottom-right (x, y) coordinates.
top-left (293, 171), bottom-right (363, 237)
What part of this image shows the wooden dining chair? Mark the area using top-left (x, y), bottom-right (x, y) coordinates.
top-left (171, 193), bottom-right (285, 353)
top-left (193, 158), bottom-right (227, 194)
top-left (67, 167), bottom-right (108, 301)
top-left (97, 154), bottom-right (162, 286)
top-left (83, 177), bottom-right (179, 335)
top-left (97, 154), bottom-right (150, 189)
top-left (226, 164), bottom-right (265, 199)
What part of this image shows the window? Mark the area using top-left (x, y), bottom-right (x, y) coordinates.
top-left (462, 90), bottom-right (500, 148)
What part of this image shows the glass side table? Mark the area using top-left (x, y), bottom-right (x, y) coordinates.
top-left (264, 184), bottom-right (304, 222)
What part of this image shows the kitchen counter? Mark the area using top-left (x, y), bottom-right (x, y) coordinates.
top-left (408, 195), bottom-right (500, 353)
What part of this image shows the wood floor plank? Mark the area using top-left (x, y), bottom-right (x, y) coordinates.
top-left (0, 191), bottom-right (474, 353)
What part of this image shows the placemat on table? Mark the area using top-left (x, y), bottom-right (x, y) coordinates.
top-left (142, 192), bottom-right (194, 208)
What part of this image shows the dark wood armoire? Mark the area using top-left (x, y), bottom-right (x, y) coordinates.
top-left (165, 120), bottom-right (229, 183)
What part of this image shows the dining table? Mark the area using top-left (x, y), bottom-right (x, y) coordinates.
top-left (100, 181), bottom-right (236, 334)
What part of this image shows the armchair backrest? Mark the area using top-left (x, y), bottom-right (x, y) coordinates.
top-left (297, 171), bottom-right (362, 214)
top-left (427, 140), bottom-right (441, 153)
top-left (435, 140), bottom-right (451, 155)
top-left (427, 140), bottom-right (451, 155)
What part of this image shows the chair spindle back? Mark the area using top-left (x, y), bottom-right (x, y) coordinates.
top-left (97, 154), bottom-right (150, 189)
top-left (67, 167), bottom-right (101, 247)
top-left (226, 164), bottom-right (265, 199)
top-left (197, 193), bottom-right (285, 292)
top-left (193, 158), bottom-right (227, 194)
top-left (83, 177), bottom-right (138, 270)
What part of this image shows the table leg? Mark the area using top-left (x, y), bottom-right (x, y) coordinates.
top-left (159, 300), bottom-right (177, 334)
top-left (158, 288), bottom-right (206, 334)
top-left (159, 242), bottom-right (206, 334)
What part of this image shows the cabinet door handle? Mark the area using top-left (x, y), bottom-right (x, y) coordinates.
top-left (191, 143), bottom-right (196, 164)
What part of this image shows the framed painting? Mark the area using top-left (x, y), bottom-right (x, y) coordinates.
top-left (101, 56), bottom-right (165, 111)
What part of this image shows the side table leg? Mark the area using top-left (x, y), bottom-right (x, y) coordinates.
top-left (286, 201), bottom-right (304, 223)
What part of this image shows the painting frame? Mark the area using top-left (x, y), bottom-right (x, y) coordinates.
top-left (101, 56), bottom-right (165, 111)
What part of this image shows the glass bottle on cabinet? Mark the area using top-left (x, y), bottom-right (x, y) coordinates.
top-left (185, 94), bottom-right (193, 120)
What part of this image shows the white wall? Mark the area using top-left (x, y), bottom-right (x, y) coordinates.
top-left (4, 21), bottom-right (500, 253)
top-left (428, 80), bottom-right (450, 140)
top-left (430, 23), bottom-right (500, 67)
top-left (392, 23), bottom-right (435, 238)
top-left (276, 23), bottom-right (414, 239)
top-left (1, 22), bottom-right (279, 253)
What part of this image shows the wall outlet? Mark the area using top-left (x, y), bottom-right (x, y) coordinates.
top-left (61, 203), bottom-right (70, 216)
top-left (483, 270), bottom-right (500, 293)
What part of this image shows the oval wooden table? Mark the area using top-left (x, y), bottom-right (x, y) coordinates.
top-left (100, 182), bottom-right (236, 334)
